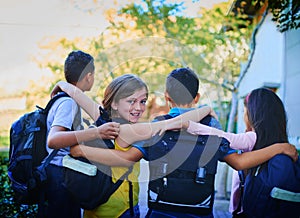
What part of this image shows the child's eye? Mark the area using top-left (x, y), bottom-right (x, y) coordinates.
top-left (128, 100), bottom-right (135, 105)
top-left (141, 100), bottom-right (147, 105)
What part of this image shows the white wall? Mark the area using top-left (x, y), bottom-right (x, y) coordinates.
top-left (237, 14), bottom-right (284, 133)
top-left (283, 29), bottom-right (300, 146)
top-left (237, 13), bottom-right (300, 148)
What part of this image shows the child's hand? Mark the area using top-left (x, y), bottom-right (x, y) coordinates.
top-left (154, 126), bottom-right (169, 136)
top-left (97, 122), bottom-right (120, 139)
top-left (50, 83), bottom-right (63, 98)
top-left (182, 121), bottom-right (190, 129)
top-left (281, 143), bottom-right (299, 162)
top-left (157, 118), bottom-right (184, 135)
top-left (70, 144), bottom-right (84, 158)
top-left (209, 109), bottom-right (218, 120)
top-left (50, 81), bottom-right (72, 98)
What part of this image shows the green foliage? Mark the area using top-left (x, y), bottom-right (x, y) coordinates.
top-left (234, 0), bottom-right (300, 32)
top-left (103, 1), bottom-right (251, 91)
top-left (0, 136), bottom-right (9, 147)
top-left (120, 0), bottom-right (185, 36)
top-left (264, 0), bottom-right (300, 32)
top-left (35, 0), bottom-right (253, 127)
top-left (0, 153), bottom-right (37, 217)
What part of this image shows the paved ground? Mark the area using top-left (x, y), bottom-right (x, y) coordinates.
top-left (213, 199), bottom-right (231, 218)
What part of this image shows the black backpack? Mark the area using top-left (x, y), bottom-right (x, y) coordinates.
top-left (8, 92), bottom-right (69, 205)
top-left (147, 115), bottom-right (229, 216)
top-left (62, 108), bottom-right (134, 214)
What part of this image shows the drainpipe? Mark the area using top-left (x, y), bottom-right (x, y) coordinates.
top-left (216, 5), bottom-right (270, 201)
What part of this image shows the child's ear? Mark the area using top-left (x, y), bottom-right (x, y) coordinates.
top-left (111, 101), bottom-right (118, 111)
top-left (194, 93), bottom-right (200, 104)
top-left (164, 92), bottom-right (173, 106)
top-left (165, 92), bottom-right (174, 108)
top-left (86, 72), bottom-right (93, 83)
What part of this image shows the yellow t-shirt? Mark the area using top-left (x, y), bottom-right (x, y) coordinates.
top-left (84, 142), bottom-right (140, 218)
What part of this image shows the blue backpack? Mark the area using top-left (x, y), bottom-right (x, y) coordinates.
top-left (8, 92), bottom-right (69, 205)
top-left (146, 115), bottom-right (230, 216)
top-left (243, 154), bottom-right (300, 217)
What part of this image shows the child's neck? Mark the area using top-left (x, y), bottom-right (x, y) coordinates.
top-left (171, 103), bottom-right (194, 109)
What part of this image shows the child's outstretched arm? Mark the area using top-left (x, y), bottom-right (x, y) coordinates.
top-left (48, 122), bottom-right (120, 149)
top-left (225, 142), bottom-right (298, 170)
top-left (51, 81), bottom-right (100, 121)
top-left (185, 121), bottom-right (257, 151)
top-left (116, 106), bottom-right (213, 148)
top-left (70, 144), bottom-right (143, 167)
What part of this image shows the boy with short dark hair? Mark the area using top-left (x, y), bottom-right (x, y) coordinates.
top-left (143, 67), bottom-right (295, 217)
top-left (44, 50), bottom-right (119, 218)
top-left (143, 67), bottom-right (225, 217)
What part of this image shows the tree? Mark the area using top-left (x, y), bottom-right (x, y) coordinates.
top-left (118, 0), bottom-right (252, 89)
top-left (226, 0), bottom-right (300, 134)
top-left (35, 1), bottom-right (252, 127)
top-left (32, 0), bottom-right (254, 200)
top-left (263, 0), bottom-right (300, 32)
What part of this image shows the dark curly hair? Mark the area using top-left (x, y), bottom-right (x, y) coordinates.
top-left (166, 67), bottom-right (199, 105)
top-left (64, 50), bottom-right (94, 83)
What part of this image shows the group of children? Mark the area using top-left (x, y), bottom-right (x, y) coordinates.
top-left (44, 50), bottom-right (299, 218)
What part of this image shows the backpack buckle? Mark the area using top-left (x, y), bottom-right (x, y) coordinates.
top-left (195, 167), bottom-right (206, 184)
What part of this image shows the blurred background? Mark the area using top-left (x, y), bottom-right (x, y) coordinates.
top-left (0, 0), bottom-right (299, 216)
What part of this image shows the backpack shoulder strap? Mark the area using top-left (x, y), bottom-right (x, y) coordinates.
top-left (153, 114), bottom-right (173, 121)
top-left (196, 116), bottom-right (224, 184)
top-left (95, 106), bottom-right (111, 126)
top-left (37, 93), bottom-right (71, 173)
top-left (197, 115), bottom-right (221, 167)
top-left (40, 92), bottom-right (70, 113)
top-left (105, 166), bottom-right (134, 215)
top-left (39, 92), bottom-right (71, 168)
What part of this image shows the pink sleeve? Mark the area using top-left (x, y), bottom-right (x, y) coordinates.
top-left (187, 121), bottom-right (256, 151)
top-left (229, 170), bottom-right (241, 213)
top-left (222, 131), bottom-right (256, 151)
